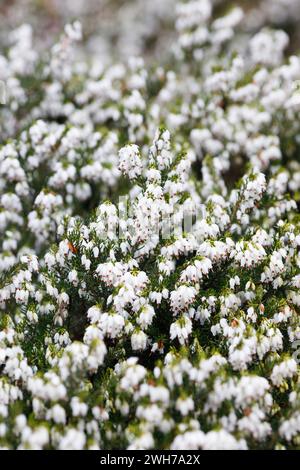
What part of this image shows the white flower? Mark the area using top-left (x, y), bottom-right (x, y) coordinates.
top-left (64, 21), bottom-right (82, 42)
top-left (58, 429), bottom-right (86, 450)
top-left (271, 359), bottom-right (298, 386)
top-left (137, 305), bottom-right (155, 329)
top-left (170, 286), bottom-right (197, 314)
top-left (170, 316), bottom-right (192, 345)
top-left (131, 330), bottom-right (148, 351)
top-left (98, 312), bottom-right (125, 338)
top-left (176, 396), bottom-right (194, 416)
top-left (119, 144), bottom-right (142, 179)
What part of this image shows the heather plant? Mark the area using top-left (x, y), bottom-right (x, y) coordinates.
top-left (0, 0), bottom-right (300, 450)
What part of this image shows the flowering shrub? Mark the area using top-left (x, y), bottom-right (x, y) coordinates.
top-left (0, 0), bottom-right (300, 450)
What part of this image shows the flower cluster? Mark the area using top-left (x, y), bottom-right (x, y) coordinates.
top-left (0, 0), bottom-right (300, 450)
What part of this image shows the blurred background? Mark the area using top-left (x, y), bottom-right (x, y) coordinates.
top-left (1, 0), bottom-right (300, 63)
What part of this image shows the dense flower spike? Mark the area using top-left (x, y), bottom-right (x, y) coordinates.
top-left (0, 0), bottom-right (300, 450)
